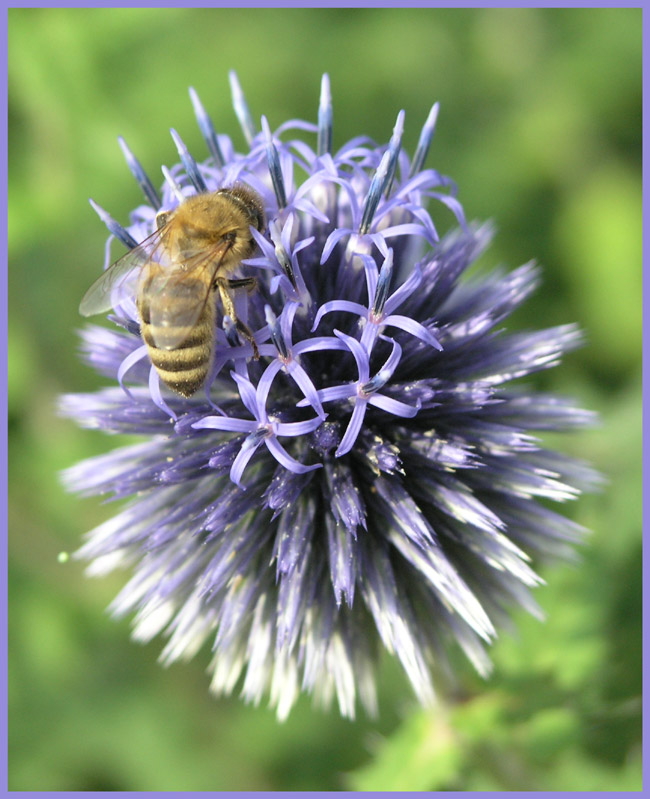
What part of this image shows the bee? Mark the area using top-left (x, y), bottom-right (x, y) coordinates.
top-left (80, 185), bottom-right (266, 397)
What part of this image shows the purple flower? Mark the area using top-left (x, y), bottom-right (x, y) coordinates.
top-left (297, 331), bottom-right (421, 457)
top-left (193, 362), bottom-right (324, 488)
top-left (61, 73), bottom-right (598, 720)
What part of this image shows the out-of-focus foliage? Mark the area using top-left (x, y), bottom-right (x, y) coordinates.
top-left (8, 7), bottom-right (641, 792)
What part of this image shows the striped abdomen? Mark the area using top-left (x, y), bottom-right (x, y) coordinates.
top-left (139, 285), bottom-right (216, 398)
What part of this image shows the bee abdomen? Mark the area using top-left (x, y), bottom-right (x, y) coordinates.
top-left (142, 321), bottom-right (214, 398)
top-left (141, 324), bottom-right (207, 350)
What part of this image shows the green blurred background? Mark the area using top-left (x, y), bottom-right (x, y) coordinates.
top-left (8, 7), bottom-right (642, 792)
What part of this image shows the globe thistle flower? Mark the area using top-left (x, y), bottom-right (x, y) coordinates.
top-left (61, 72), bottom-right (598, 720)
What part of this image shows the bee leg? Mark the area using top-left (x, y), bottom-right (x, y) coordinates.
top-left (226, 277), bottom-right (258, 295)
top-left (234, 319), bottom-right (261, 360)
top-left (225, 278), bottom-right (260, 355)
top-left (216, 277), bottom-right (260, 360)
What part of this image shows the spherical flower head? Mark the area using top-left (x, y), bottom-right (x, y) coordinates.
top-left (61, 73), bottom-right (599, 720)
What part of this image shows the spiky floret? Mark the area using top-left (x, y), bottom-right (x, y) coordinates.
top-left (61, 74), bottom-right (598, 719)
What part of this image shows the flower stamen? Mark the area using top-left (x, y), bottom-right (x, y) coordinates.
top-left (317, 73), bottom-right (333, 157)
top-left (408, 102), bottom-right (439, 178)
top-left (359, 150), bottom-right (390, 235)
top-left (89, 198), bottom-right (138, 249)
top-left (189, 86), bottom-right (226, 169)
top-left (262, 115), bottom-right (288, 210)
top-left (229, 70), bottom-right (256, 146)
top-left (118, 136), bottom-right (161, 209)
top-left (170, 128), bottom-right (207, 194)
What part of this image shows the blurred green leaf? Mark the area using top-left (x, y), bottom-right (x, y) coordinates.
top-left (553, 164), bottom-right (641, 377)
top-left (348, 708), bottom-right (464, 791)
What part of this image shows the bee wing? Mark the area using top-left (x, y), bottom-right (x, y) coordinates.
top-left (142, 239), bottom-right (232, 351)
top-left (79, 226), bottom-right (170, 317)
